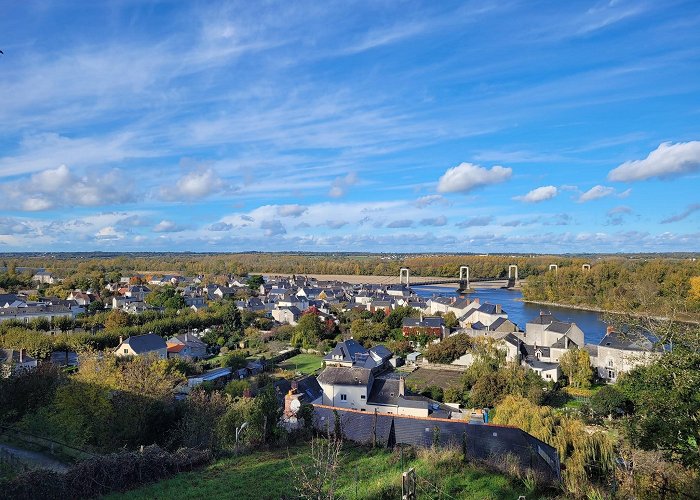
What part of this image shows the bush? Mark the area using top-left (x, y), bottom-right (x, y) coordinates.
top-left (0, 445), bottom-right (212, 500)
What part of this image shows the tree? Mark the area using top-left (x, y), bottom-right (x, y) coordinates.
top-left (292, 313), bottom-right (323, 349)
top-left (443, 311), bottom-right (459, 329)
top-left (221, 300), bottom-right (244, 339)
top-left (618, 349), bottom-right (700, 468)
top-left (87, 300), bottom-right (105, 314)
top-left (246, 275), bottom-right (265, 290)
top-left (55, 315), bottom-right (74, 334)
top-left (104, 309), bottom-right (130, 330)
top-left (559, 348), bottom-right (593, 388)
top-left (589, 385), bottom-right (630, 420)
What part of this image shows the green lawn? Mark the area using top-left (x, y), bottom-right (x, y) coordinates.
top-left (277, 353), bottom-right (323, 375)
top-left (109, 442), bottom-right (539, 500)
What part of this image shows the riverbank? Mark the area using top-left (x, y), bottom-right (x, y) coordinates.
top-left (522, 299), bottom-right (700, 325)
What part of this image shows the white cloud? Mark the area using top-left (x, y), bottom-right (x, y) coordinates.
top-left (420, 216), bottom-right (447, 226)
top-left (260, 219), bottom-right (286, 236)
top-left (514, 185), bottom-right (558, 203)
top-left (0, 164), bottom-right (135, 211)
top-left (386, 219), bottom-right (414, 228)
top-left (328, 172), bottom-right (358, 198)
top-left (95, 226), bottom-right (123, 240)
top-left (153, 220), bottom-right (186, 233)
top-left (456, 216), bottom-right (493, 228)
top-left (276, 204), bottom-right (308, 217)
top-left (415, 194), bottom-right (447, 208)
top-left (161, 168), bottom-right (228, 201)
top-left (578, 185), bottom-right (615, 202)
top-left (608, 141), bottom-right (700, 182)
top-left (437, 162), bottom-right (512, 193)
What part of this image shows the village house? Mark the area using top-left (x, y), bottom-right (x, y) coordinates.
top-left (586, 327), bottom-right (663, 382)
top-left (115, 334), bottom-right (167, 359)
top-left (167, 333), bottom-right (208, 360)
top-left (317, 340), bottom-right (460, 418)
top-left (402, 316), bottom-right (447, 339)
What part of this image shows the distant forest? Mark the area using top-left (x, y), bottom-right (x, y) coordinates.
top-left (1, 253), bottom-right (699, 319)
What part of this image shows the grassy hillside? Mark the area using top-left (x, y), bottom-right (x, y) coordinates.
top-left (277, 353), bottom-right (323, 375)
top-left (109, 442), bottom-right (543, 499)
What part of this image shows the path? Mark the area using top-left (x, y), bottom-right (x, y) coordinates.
top-left (0, 442), bottom-right (69, 472)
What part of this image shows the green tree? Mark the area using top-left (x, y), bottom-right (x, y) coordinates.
top-left (589, 385), bottom-right (630, 420)
top-left (619, 350), bottom-right (700, 467)
top-left (292, 313), bottom-right (323, 349)
top-left (443, 311), bottom-right (459, 329)
top-left (559, 348), bottom-right (593, 388)
top-left (246, 275), bottom-right (265, 290)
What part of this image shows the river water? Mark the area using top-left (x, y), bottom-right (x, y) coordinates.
top-left (413, 285), bottom-right (609, 346)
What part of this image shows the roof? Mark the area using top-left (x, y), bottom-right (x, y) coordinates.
top-left (545, 321), bottom-right (573, 334)
top-left (121, 333), bottom-right (166, 354)
top-left (598, 330), bottom-right (659, 352)
top-left (316, 367), bottom-right (372, 386)
top-left (527, 359), bottom-right (560, 371)
top-left (402, 317), bottom-right (444, 328)
top-left (477, 303), bottom-right (504, 315)
top-left (367, 378), bottom-right (428, 409)
top-left (323, 339), bottom-right (367, 363)
top-left (369, 345), bottom-right (392, 361)
top-left (528, 312), bottom-right (560, 325)
top-left (167, 344), bottom-right (185, 353)
top-left (406, 351), bottom-right (422, 361)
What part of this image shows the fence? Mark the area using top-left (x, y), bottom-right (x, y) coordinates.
top-left (0, 424), bottom-right (95, 463)
top-left (312, 404), bottom-right (561, 483)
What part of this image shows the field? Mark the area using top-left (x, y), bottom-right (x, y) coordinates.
top-left (109, 441), bottom-right (537, 500)
top-left (405, 367), bottom-right (465, 392)
top-left (277, 353), bottom-right (324, 375)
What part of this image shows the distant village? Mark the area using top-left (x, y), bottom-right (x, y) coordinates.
top-left (1, 270), bottom-right (661, 418)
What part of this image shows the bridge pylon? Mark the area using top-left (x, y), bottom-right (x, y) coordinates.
top-left (399, 267), bottom-right (410, 286)
top-left (458, 266), bottom-right (470, 291)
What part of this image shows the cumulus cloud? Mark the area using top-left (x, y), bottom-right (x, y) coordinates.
top-left (661, 203), bottom-right (700, 224)
top-left (608, 141), bottom-right (700, 182)
top-left (328, 172), bottom-right (358, 198)
top-left (208, 222), bottom-right (233, 231)
top-left (415, 194), bottom-right (447, 208)
top-left (153, 220), bottom-right (186, 232)
top-left (260, 219), bottom-right (286, 236)
top-left (240, 215), bottom-right (255, 222)
top-left (1, 164), bottom-right (135, 211)
top-left (95, 226), bottom-right (123, 240)
top-left (0, 218), bottom-right (33, 235)
top-left (161, 167), bottom-right (228, 201)
top-left (578, 185), bottom-right (616, 202)
top-left (514, 185), bottom-right (558, 203)
top-left (456, 216), bottom-right (493, 228)
top-left (386, 219), bottom-right (414, 228)
top-left (437, 162), bottom-right (512, 193)
top-left (325, 220), bottom-right (349, 229)
top-left (420, 216), bottom-right (447, 227)
top-left (276, 204), bottom-right (308, 217)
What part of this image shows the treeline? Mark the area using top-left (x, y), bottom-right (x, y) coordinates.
top-left (522, 258), bottom-right (700, 319)
top-left (3, 253), bottom-right (605, 281)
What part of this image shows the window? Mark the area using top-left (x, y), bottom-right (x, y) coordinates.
top-left (123, 349), bottom-right (128, 354)
top-left (608, 359), bottom-right (614, 367)
top-left (545, 374), bottom-right (551, 379)
top-left (340, 394), bottom-right (347, 401)
top-left (360, 395), bottom-right (366, 399)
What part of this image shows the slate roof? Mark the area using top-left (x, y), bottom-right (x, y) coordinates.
top-left (402, 317), bottom-right (444, 328)
top-left (598, 330), bottom-right (659, 352)
top-left (316, 367), bottom-right (372, 386)
top-left (323, 339), bottom-right (367, 363)
top-left (368, 345), bottom-right (392, 361)
top-left (527, 359), bottom-right (559, 371)
top-left (545, 321), bottom-right (573, 334)
top-left (121, 333), bottom-right (166, 354)
top-left (551, 336), bottom-right (578, 348)
top-left (478, 303), bottom-right (504, 315)
top-left (489, 317), bottom-right (511, 330)
top-left (367, 378), bottom-right (428, 409)
top-left (528, 312), bottom-right (560, 324)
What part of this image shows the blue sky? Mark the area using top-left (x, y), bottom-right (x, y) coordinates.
top-left (1, 0), bottom-right (699, 253)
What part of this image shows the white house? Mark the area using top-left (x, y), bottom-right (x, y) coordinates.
top-left (115, 334), bottom-right (167, 359)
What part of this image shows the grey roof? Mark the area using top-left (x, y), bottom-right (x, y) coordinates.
top-left (317, 367), bottom-right (372, 386)
top-left (324, 339), bottom-right (367, 363)
top-left (598, 330), bottom-right (659, 352)
top-left (121, 333), bottom-right (166, 354)
top-left (521, 344), bottom-right (550, 358)
top-left (402, 317), bottom-right (444, 328)
top-left (527, 359), bottom-right (559, 370)
top-left (489, 317), bottom-right (512, 331)
top-left (528, 312), bottom-right (560, 325)
top-left (502, 333), bottom-right (521, 347)
top-left (551, 336), bottom-right (578, 348)
top-left (369, 345), bottom-right (392, 360)
top-left (171, 333), bottom-right (207, 347)
top-left (478, 303), bottom-right (504, 315)
top-left (367, 378), bottom-right (428, 409)
top-left (545, 321), bottom-right (573, 334)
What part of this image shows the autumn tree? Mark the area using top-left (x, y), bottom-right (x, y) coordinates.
top-left (559, 348), bottom-right (593, 388)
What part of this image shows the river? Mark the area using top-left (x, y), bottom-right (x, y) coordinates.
top-left (412, 286), bottom-right (609, 345)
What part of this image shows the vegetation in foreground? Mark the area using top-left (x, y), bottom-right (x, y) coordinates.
top-left (108, 441), bottom-right (537, 500)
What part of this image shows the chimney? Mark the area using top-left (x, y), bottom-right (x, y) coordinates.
top-left (291, 380), bottom-right (299, 393)
top-left (399, 377), bottom-right (405, 396)
top-left (185, 332), bottom-right (189, 342)
top-left (496, 304), bottom-right (502, 314)
top-left (606, 325), bottom-right (614, 335)
top-left (19, 348), bottom-right (25, 363)
top-left (119, 336), bottom-right (123, 344)
top-left (473, 298), bottom-right (480, 304)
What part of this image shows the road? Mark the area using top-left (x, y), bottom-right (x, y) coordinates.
top-left (0, 442), bottom-right (69, 472)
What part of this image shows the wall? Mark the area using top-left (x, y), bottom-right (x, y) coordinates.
top-left (312, 404), bottom-right (561, 483)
